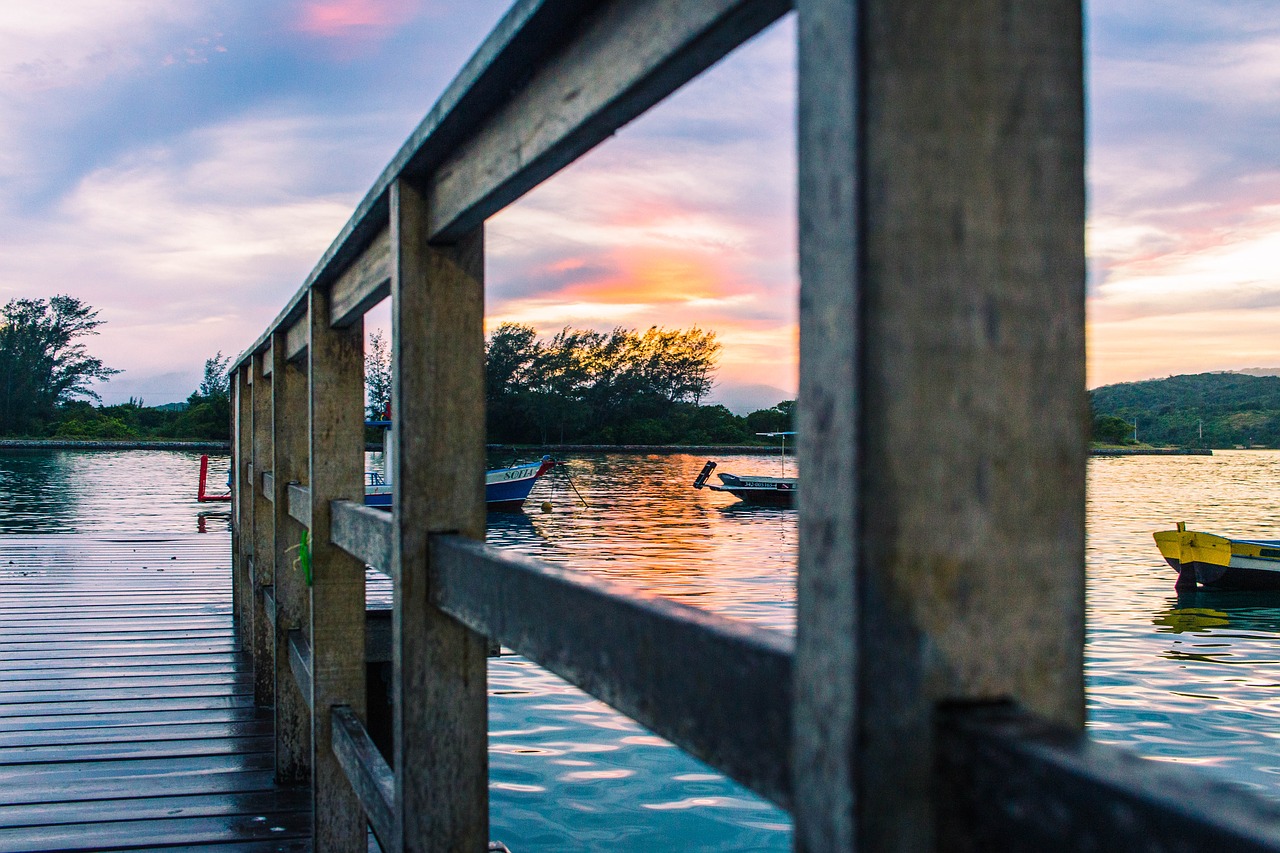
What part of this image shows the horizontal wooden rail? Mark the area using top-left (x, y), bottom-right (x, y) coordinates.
top-left (429, 535), bottom-right (794, 808)
top-left (263, 585), bottom-right (277, 631)
top-left (285, 318), bottom-right (308, 363)
top-left (937, 703), bottom-right (1280, 852)
top-left (332, 705), bottom-right (396, 849)
top-left (289, 630), bottom-right (313, 711)
top-left (262, 472), bottom-right (274, 502)
top-left (231, 0), bottom-right (789, 371)
top-left (330, 500), bottom-right (394, 577)
top-left (330, 227), bottom-right (392, 329)
top-left (287, 484), bottom-right (311, 528)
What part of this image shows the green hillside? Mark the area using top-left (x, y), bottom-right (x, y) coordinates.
top-left (1090, 372), bottom-right (1280, 448)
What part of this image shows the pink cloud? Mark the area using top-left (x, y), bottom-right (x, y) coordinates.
top-left (295, 0), bottom-right (418, 39)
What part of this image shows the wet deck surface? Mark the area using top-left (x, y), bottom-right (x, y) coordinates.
top-left (0, 535), bottom-right (310, 852)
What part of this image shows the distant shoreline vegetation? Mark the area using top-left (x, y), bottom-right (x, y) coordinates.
top-left (2, 308), bottom-right (795, 446)
top-left (0, 296), bottom-right (232, 441)
top-left (365, 323), bottom-right (795, 446)
top-left (1091, 371), bottom-right (1280, 450)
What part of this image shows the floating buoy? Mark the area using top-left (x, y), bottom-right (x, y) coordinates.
top-left (540, 501), bottom-right (553, 513)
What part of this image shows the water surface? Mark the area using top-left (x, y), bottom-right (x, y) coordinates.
top-left (5, 448), bottom-right (1280, 845)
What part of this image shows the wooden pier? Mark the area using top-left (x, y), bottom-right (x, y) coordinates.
top-left (201, 0), bottom-right (1280, 851)
top-left (0, 535), bottom-right (309, 852)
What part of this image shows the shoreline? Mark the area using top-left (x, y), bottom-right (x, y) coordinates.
top-left (1090, 447), bottom-right (1213, 456)
top-left (0, 439), bottom-right (230, 452)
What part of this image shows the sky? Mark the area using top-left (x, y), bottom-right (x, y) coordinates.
top-left (0, 2), bottom-right (1276, 408)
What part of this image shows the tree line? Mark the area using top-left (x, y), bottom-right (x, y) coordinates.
top-left (0, 296), bottom-right (231, 440)
top-left (364, 323), bottom-right (793, 445)
top-left (2, 297), bottom-right (794, 446)
top-left (1091, 372), bottom-right (1280, 448)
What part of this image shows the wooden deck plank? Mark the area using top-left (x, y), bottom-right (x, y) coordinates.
top-left (0, 720), bottom-right (273, 748)
top-left (0, 790), bottom-right (308, 830)
top-left (0, 534), bottom-right (308, 849)
top-left (0, 810), bottom-right (311, 853)
top-left (0, 708), bottom-right (269, 733)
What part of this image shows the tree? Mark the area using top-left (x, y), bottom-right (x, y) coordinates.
top-left (197, 352), bottom-right (231, 400)
top-left (173, 352), bottom-right (232, 440)
top-left (365, 330), bottom-right (392, 420)
top-left (1093, 414), bottom-right (1133, 445)
top-left (0, 296), bottom-right (119, 435)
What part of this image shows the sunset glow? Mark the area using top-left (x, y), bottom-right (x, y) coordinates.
top-left (0, 3), bottom-right (1276, 406)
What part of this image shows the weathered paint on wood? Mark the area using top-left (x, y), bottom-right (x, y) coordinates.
top-left (793, 0), bottom-right (1086, 849)
top-left (270, 330), bottom-right (312, 786)
top-left (389, 178), bottom-right (488, 851)
top-left (307, 281), bottom-right (369, 850)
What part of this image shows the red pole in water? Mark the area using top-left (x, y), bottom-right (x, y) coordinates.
top-left (198, 454), bottom-right (210, 502)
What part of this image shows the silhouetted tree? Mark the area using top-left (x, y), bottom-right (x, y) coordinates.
top-left (0, 296), bottom-right (119, 435)
top-left (365, 330), bottom-right (392, 420)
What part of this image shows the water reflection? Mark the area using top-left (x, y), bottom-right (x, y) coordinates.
top-left (1089, 451), bottom-right (1280, 797)
top-left (0, 451), bottom-right (77, 532)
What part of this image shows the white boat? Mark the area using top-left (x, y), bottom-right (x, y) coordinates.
top-left (692, 432), bottom-right (796, 507)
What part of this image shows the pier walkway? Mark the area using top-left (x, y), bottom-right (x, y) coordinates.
top-left (0, 534), bottom-right (309, 852)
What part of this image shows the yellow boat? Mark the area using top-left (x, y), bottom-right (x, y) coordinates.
top-left (1154, 522), bottom-right (1280, 589)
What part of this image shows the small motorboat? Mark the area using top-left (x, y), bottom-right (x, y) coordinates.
top-left (1154, 522), bottom-right (1280, 590)
top-left (693, 432), bottom-right (797, 508)
top-left (364, 457), bottom-right (555, 512)
top-left (364, 420), bottom-right (554, 512)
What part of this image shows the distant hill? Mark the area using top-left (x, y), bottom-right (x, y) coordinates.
top-left (1090, 372), bottom-right (1280, 448)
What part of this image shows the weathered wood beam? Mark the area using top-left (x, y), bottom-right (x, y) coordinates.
top-left (332, 706), bottom-right (396, 850)
top-left (329, 227), bottom-right (392, 329)
top-left (234, 367), bottom-right (253, 638)
top-left (288, 630), bottom-right (313, 712)
top-left (250, 352), bottom-right (275, 707)
top-left (261, 343), bottom-right (273, 377)
top-left (263, 585), bottom-right (277, 632)
top-left (428, 0), bottom-right (791, 241)
top-left (307, 282), bottom-right (369, 850)
top-left (330, 500), bottom-right (394, 578)
top-left (793, 0), bottom-right (1086, 848)
top-left (262, 472), bottom-right (274, 502)
top-left (287, 484), bottom-right (311, 528)
top-left (271, 329), bottom-right (312, 786)
top-left (389, 179), bottom-right (488, 851)
top-left (431, 535), bottom-right (794, 808)
top-left (937, 703), bottom-right (1280, 853)
top-left (284, 317), bottom-right (308, 364)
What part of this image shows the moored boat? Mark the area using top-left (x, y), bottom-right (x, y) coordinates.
top-left (364, 457), bottom-right (555, 512)
top-left (694, 462), bottom-right (796, 507)
top-left (692, 431), bottom-right (797, 507)
top-left (364, 420), bottom-right (554, 511)
top-left (1154, 522), bottom-right (1280, 590)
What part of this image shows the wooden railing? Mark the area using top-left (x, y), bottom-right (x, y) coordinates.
top-left (229, 0), bottom-right (1280, 850)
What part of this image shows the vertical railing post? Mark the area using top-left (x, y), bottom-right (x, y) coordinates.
top-left (252, 349), bottom-right (276, 707)
top-left (272, 328), bottom-right (313, 785)
top-left (235, 366), bottom-right (253, 637)
top-left (389, 178), bottom-right (488, 850)
top-left (307, 285), bottom-right (368, 849)
top-left (793, 0), bottom-right (1086, 849)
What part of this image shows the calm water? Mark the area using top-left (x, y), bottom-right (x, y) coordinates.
top-left (3, 448), bottom-right (1280, 845)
